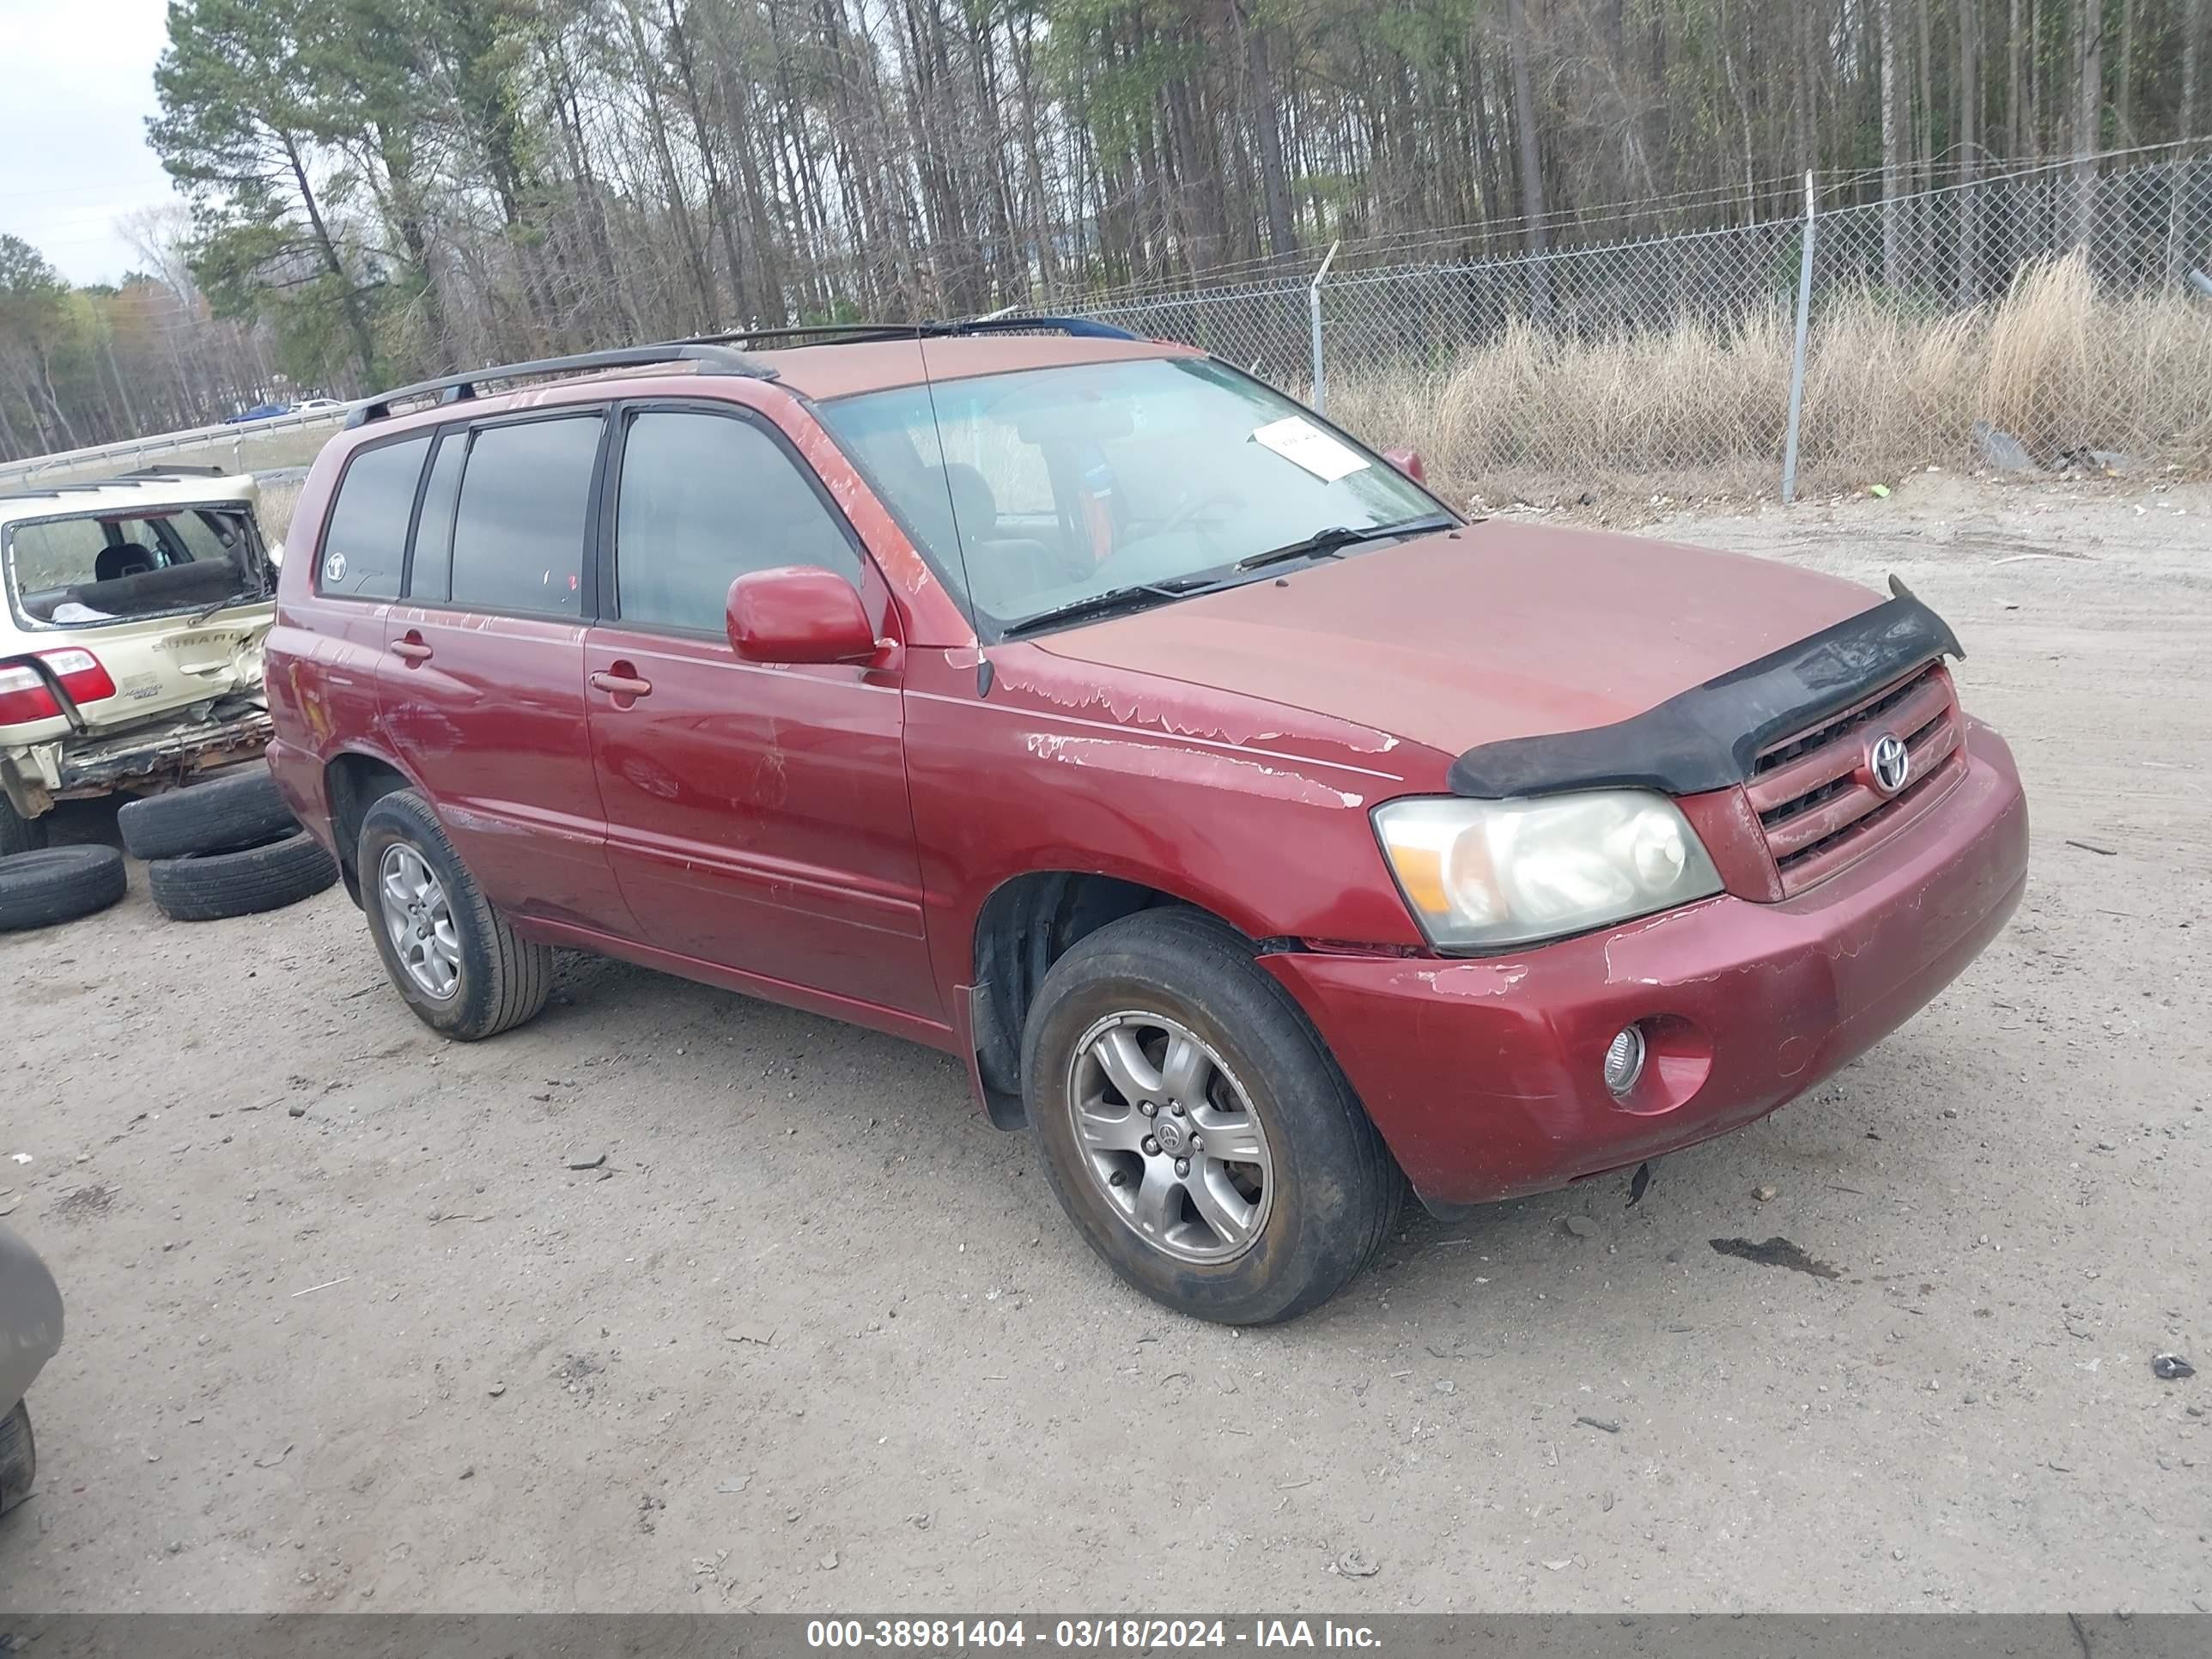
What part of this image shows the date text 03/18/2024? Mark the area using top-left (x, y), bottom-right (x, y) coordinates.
top-left (803, 1619), bottom-right (1383, 1650)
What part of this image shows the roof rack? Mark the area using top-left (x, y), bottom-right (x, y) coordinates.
top-left (672, 316), bottom-right (1141, 349)
top-left (2, 468), bottom-right (246, 505)
top-left (345, 341), bottom-right (774, 428)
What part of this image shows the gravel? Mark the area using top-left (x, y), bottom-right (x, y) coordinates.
top-left (0, 474), bottom-right (2203, 1612)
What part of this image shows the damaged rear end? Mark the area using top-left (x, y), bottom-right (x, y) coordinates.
top-left (1, 471), bottom-right (279, 824)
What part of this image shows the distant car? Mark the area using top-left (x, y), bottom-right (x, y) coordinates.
top-left (291, 398), bottom-right (347, 415)
top-left (224, 403), bottom-right (289, 424)
top-left (1, 468), bottom-right (279, 854)
top-left (265, 324), bottom-right (2028, 1325)
top-left (0, 1224), bottom-right (62, 1517)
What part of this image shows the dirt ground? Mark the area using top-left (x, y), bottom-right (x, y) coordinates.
top-left (1, 472), bottom-right (2205, 1614)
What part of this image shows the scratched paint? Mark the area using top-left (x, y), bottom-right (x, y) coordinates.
top-left (1024, 732), bottom-right (1364, 810)
top-left (997, 658), bottom-right (1401, 757)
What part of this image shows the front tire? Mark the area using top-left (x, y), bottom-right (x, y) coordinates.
top-left (357, 789), bottom-right (552, 1040)
top-left (1022, 908), bottom-right (1402, 1324)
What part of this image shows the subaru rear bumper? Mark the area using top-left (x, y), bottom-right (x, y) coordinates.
top-left (2, 696), bottom-right (271, 817)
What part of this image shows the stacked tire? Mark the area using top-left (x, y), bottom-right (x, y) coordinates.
top-left (0, 765), bottom-right (341, 933)
top-left (119, 767), bottom-right (339, 922)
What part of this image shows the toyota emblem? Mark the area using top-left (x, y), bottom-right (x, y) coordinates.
top-left (1869, 732), bottom-right (1911, 795)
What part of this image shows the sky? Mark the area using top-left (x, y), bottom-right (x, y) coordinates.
top-left (0, 0), bottom-right (185, 286)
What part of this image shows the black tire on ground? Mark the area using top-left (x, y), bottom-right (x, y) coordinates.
top-left (118, 765), bottom-right (293, 860)
top-left (0, 846), bottom-right (127, 933)
top-left (0, 1400), bottom-right (33, 1516)
top-left (146, 830), bottom-right (338, 922)
top-left (356, 788), bottom-right (552, 1040)
top-left (0, 797), bottom-right (46, 858)
top-left (1020, 908), bottom-right (1404, 1326)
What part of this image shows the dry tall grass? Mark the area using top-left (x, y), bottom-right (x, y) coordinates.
top-left (257, 481), bottom-right (303, 543)
top-left (1325, 252), bottom-right (2212, 505)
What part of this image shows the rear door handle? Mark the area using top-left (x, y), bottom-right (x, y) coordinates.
top-left (589, 669), bottom-right (653, 698)
top-left (389, 637), bottom-right (432, 663)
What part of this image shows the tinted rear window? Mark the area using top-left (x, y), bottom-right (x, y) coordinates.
top-left (447, 417), bottom-right (602, 617)
top-left (319, 436), bottom-right (429, 599)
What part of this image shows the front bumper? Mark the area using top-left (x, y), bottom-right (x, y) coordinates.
top-left (1263, 720), bottom-right (2029, 1211)
top-left (1, 696), bottom-right (273, 816)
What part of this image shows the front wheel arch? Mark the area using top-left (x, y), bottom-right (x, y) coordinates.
top-left (966, 871), bottom-right (1259, 1124)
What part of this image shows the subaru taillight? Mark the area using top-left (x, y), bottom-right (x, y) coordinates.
top-left (0, 649), bottom-right (118, 726)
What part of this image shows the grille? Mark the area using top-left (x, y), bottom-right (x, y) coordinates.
top-left (1747, 661), bottom-right (1966, 897)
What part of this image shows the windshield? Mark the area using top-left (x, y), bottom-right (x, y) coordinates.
top-left (816, 356), bottom-right (1448, 633)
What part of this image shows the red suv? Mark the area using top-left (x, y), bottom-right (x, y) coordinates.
top-left (265, 323), bottom-right (2028, 1323)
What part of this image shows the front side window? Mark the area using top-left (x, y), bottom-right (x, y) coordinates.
top-left (613, 410), bottom-right (862, 633)
top-left (816, 356), bottom-right (1446, 632)
top-left (447, 416), bottom-right (602, 617)
top-left (170, 509), bottom-right (237, 565)
top-left (319, 435), bottom-right (430, 599)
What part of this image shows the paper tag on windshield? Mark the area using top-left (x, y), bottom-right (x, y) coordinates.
top-left (1251, 416), bottom-right (1370, 482)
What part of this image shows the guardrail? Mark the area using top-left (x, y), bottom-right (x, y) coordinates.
top-left (0, 407), bottom-right (350, 489)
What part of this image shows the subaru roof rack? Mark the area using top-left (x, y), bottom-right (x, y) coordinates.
top-left (345, 341), bottom-right (775, 428)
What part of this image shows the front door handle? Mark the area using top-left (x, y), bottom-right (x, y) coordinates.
top-left (589, 668), bottom-right (653, 699)
top-left (389, 635), bottom-right (433, 663)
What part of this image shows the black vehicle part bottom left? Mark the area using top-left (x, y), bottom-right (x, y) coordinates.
top-left (0, 1399), bottom-right (34, 1516)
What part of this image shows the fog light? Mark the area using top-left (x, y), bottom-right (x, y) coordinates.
top-left (1603, 1024), bottom-right (1647, 1096)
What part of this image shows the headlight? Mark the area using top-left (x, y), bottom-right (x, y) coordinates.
top-left (1373, 791), bottom-right (1723, 951)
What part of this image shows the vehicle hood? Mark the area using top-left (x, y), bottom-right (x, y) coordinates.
top-left (1031, 521), bottom-right (1884, 759)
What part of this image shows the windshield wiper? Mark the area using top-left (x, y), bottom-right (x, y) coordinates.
top-left (1234, 513), bottom-right (1457, 573)
top-left (999, 580), bottom-right (1206, 639)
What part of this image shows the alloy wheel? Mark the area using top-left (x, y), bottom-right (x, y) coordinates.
top-left (1066, 1011), bottom-right (1274, 1263)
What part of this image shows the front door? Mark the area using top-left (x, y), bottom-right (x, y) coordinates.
top-left (582, 403), bottom-right (935, 1020)
top-left (380, 410), bottom-right (633, 935)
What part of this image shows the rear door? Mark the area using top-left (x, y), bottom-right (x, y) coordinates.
top-left (581, 401), bottom-right (934, 1018)
top-left (380, 410), bottom-right (633, 935)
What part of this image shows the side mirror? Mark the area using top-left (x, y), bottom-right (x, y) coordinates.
top-left (1382, 447), bottom-right (1427, 483)
top-left (726, 567), bottom-right (880, 665)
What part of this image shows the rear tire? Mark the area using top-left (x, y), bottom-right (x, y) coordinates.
top-left (118, 765), bottom-right (293, 860)
top-left (0, 847), bottom-right (126, 932)
top-left (356, 788), bottom-right (552, 1040)
top-left (147, 830), bottom-right (338, 921)
top-left (0, 798), bottom-right (46, 858)
top-left (1021, 908), bottom-right (1403, 1325)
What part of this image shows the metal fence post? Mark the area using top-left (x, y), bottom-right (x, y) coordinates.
top-left (1309, 240), bottom-right (1340, 410)
top-left (1781, 172), bottom-right (1817, 504)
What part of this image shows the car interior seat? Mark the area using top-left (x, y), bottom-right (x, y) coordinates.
top-left (94, 543), bottom-right (159, 582)
top-left (930, 464), bottom-right (1060, 615)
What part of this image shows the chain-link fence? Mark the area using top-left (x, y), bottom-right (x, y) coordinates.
top-left (1060, 152), bottom-right (2212, 505)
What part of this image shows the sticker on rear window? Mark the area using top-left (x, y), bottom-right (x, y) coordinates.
top-left (324, 550), bottom-right (347, 585)
top-left (1251, 416), bottom-right (1369, 482)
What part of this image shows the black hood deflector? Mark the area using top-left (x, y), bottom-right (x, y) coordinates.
top-left (1446, 578), bottom-right (1964, 800)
